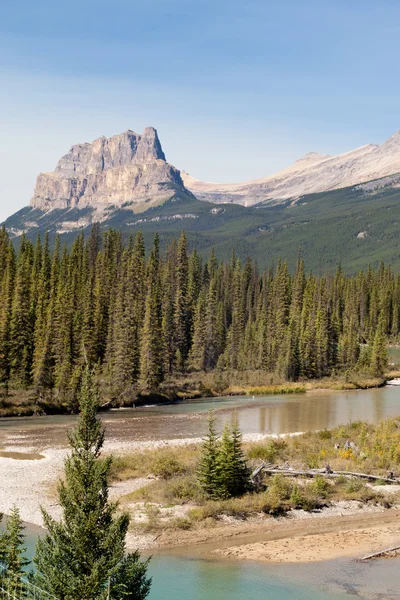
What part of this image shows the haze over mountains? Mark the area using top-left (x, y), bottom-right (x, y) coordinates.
top-left (5, 125), bottom-right (400, 272)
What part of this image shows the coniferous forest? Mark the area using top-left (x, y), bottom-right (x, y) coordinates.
top-left (0, 225), bottom-right (394, 409)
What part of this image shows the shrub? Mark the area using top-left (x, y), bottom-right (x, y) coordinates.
top-left (311, 475), bottom-right (331, 497)
top-left (151, 453), bottom-right (186, 479)
top-left (345, 478), bottom-right (364, 493)
top-left (261, 474), bottom-right (293, 515)
top-left (164, 477), bottom-right (199, 502)
top-left (169, 517), bottom-right (192, 530)
top-left (247, 440), bottom-right (284, 462)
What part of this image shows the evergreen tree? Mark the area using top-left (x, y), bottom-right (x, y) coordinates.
top-left (9, 235), bottom-right (34, 386)
top-left (174, 231), bottom-right (190, 369)
top-left (0, 506), bottom-right (29, 597)
top-left (33, 369), bottom-right (151, 600)
top-left (370, 321), bottom-right (388, 376)
top-left (140, 235), bottom-right (164, 389)
top-left (197, 410), bottom-right (220, 499)
top-left (216, 417), bottom-right (250, 498)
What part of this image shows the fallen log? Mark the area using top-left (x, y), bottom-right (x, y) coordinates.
top-left (258, 465), bottom-right (400, 484)
top-left (357, 544), bottom-right (400, 561)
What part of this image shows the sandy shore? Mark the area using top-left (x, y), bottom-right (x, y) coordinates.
top-left (1, 432), bottom-right (400, 564)
top-left (0, 431), bottom-right (302, 528)
top-left (213, 518), bottom-right (400, 563)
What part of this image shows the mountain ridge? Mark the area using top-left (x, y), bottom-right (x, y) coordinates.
top-left (182, 131), bottom-right (400, 206)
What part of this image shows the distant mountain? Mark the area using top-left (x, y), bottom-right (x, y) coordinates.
top-left (5, 126), bottom-right (400, 273)
top-left (182, 130), bottom-right (400, 206)
top-left (31, 126), bottom-right (194, 216)
top-left (5, 171), bottom-right (400, 273)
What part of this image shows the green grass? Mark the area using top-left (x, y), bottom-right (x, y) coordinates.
top-left (248, 385), bottom-right (306, 395)
top-left (113, 417), bottom-right (400, 532)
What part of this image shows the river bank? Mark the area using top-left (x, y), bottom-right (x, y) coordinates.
top-left (2, 383), bottom-right (400, 567)
top-left (0, 371), bottom-right (390, 418)
top-left (2, 430), bottom-right (400, 565)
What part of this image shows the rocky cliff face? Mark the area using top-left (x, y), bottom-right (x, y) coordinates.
top-left (182, 130), bottom-right (400, 206)
top-left (31, 127), bottom-right (190, 212)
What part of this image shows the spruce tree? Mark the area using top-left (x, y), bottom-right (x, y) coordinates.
top-left (197, 410), bottom-right (220, 498)
top-left (216, 417), bottom-right (250, 499)
top-left (0, 506), bottom-right (29, 597)
top-left (140, 235), bottom-right (164, 390)
top-left (370, 321), bottom-right (388, 376)
top-left (174, 231), bottom-right (190, 369)
top-left (33, 369), bottom-right (151, 600)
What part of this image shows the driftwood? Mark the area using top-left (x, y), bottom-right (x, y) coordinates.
top-left (357, 544), bottom-right (400, 561)
top-left (251, 462), bottom-right (400, 485)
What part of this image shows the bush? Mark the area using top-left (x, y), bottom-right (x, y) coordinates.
top-left (345, 478), bottom-right (364, 493)
top-left (169, 517), bottom-right (192, 530)
top-left (247, 439), bottom-right (287, 462)
top-left (164, 477), bottom-right (199, 502)
top-left (151, 453), bottom-right (186, 479)
top-left (290, 484), bottom-right (323, 511)
top-left (261, 474), bottom-right (293, 515)
top-left (311, 475), bottom-right (331, 497)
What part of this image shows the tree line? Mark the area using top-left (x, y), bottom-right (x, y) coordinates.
top-left (0, 225), bottom-right (392, 406)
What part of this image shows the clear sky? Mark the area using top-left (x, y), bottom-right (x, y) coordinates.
top-left (1, 0), bottom-right (400, 220)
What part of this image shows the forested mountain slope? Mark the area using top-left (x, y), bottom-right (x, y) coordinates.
top-left (4, 177), bottom-right (400, 273)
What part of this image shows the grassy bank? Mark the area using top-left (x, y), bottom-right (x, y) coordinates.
top-left (0, 370), bottom-right (390, 418)
top-left (109, 417), bottom-right (400, 535)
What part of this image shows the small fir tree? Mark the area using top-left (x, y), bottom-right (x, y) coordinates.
top-left (33, 368), bottom-right (151, 600)
top-left (0, 506), bottom-right (29, 597)
top-left (370, 323), bottom-right (388, 376)
top-left (197, 410), bottom-right (220, 498)
top-left (217, 417), bottom-right (250, 498)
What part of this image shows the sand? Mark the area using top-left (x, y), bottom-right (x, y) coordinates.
top-left (214, 521), bottom-right (400, 563)
top-left (1, 430), bottom-right (400, 562)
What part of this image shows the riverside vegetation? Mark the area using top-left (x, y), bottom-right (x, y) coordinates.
top-left (0, 370), bottom-right (151, 600)
top-left (0, 225), bottom-right (393, 414)
top-left (110, 414), bottom-right (400, 535)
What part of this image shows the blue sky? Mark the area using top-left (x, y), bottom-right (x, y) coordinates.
top-left (1, 0), bottom-right (400, 220)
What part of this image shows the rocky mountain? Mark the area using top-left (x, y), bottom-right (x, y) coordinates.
top-left (6, 124), bottom-right (400, 273)
top-left (182, 130), bottom-right (400, 206)
top-left (31, 127), bottom-right (193, 215)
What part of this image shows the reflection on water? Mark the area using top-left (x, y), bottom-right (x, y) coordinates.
top-left (1, 386), bottom-right (400, 449)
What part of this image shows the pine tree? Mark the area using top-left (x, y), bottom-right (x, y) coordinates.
top-left (197, 410), bottom-right (220, 498)
top-left (174, 231), bottom-right (190, 369)
top-left (9, 235), bottom-right (34, 386)
top-left (33, 369), bottom-right (151, 600)
top-left (188, 291), bottom-right (206, 371)
top-left (0, 506), bottom-right (29, 597)
top-left (216, 417), bottom-right (250, 498)
top-left (370, 321), bottom-right (388, 376)
top-left (0, 243), bottom-right (15, 393)
top-left (140, 235), bottom-right (164, 390)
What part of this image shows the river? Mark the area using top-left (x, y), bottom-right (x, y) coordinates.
top-left (4, 383), bottom-right (400, 599)
top-left (2, 385), bottom-right (400, 449)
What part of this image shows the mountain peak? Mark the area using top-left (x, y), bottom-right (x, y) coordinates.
top-left (30, 127), bottom-right (188, 212)
top-left (295, 152), bottom-right (331, 162)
